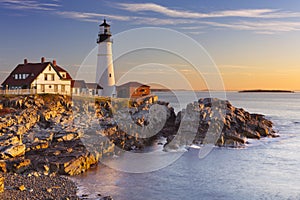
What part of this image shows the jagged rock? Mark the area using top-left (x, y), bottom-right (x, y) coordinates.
top-left (54, 131), bottom-right (81, 142)
top-left (0, 135), bottom-right (20, 146)
top-left (5, 158), bottom-right (31, 173)
top-left (0, 161), bottom-right (6, 173)
top-left (103, 100), bottom-right (177, 151)
top-left (0, 174), bottom-right (3, 193)
top-left (26, 141), bottom-right (49, 152)
top-left (0, 94), bottom-right (278, 176)
top-left (101, 196), bottom-right (114, 200)
top-left (165, 98), bottom-right (277, 149)
top-left (0, 144), bottom-right (25, 159)
top-left (59, 155), bottom-right (88, 176)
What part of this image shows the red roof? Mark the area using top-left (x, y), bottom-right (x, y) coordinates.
top-left (53, 65), bottom-right (72, 80)
top-left (2, 61), bottom-right (72, 87)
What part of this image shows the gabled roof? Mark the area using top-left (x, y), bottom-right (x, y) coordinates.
top-left (2, 62), bottom-right (50, 86)
top-left (71, 80), bottom-right (86, 88)
top-left (117, 82), bottom-right (150, 88)
top-left (86, 83), bottom-right (103, 90)
top-left (1, 61), bottom-right (72, 87)
top-left (53, 65), bottom-right (72, 80)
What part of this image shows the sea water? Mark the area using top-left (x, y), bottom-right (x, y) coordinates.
top-left (71, 91), bottom-right (300, 200)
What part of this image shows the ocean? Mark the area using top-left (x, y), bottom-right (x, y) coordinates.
top-left (71, 91), bottom-right (300, 200)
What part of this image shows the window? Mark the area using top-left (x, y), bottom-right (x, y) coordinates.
top-left (44, 74), bottom-right (48, 81)
top-left (15, 74), bottom-right (18, 79)
top-left (22, 74), bottom-right (26, 79)
top-left (41, 84), bottom-right (45, 92)
top-left (50, 74), bottom-right (54, 81)
top-left (61, 85), bottom-right (65, 92)
top-left (54, 85), bottom-right (58, 92)
top-left (49, 66), bottom-right (51, 71)
top-left (109, 73), bottom-right (112, 78)
top-left (19, 74), bottom-right (22, 79)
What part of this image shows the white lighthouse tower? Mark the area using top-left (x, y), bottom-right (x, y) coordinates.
top-left (96, 19), bottom-right (116, 97)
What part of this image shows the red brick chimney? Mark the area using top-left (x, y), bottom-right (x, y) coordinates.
top-left (41, 57), bottom-right (45, 63)
top-left (24, 59), bottom-right (28, 64)
top-left (53, 60), bottom-right (57, 67)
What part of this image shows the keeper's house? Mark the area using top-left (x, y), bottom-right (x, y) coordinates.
top-left (2, 57), bottom-right (72, 95)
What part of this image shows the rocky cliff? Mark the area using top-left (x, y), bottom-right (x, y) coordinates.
top-left (164, 98), bottom-right (278, 150)
top-left (0, 95), bottom-right (115, 176)
top-left (0, 94), bottom-right (278, 176)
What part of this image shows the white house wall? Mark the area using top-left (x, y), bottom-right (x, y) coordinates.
top-left (31, 64), bottom-right (71, 95)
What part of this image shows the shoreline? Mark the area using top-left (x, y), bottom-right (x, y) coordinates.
top-left (0, 94), bottom-right (279, 199)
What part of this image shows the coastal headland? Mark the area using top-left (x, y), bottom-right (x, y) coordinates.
top-left (0, 94), bottom-right (278, 198)
top-left (239, 89), bottom-right (294, 93)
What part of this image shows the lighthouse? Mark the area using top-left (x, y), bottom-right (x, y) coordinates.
top-left (96, 19), bottom-right (116, 97)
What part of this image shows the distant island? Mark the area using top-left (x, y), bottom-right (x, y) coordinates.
top-left (239, 89), bottom-right (294, 93)
top-left (151, 88), bottom-right (172, 92)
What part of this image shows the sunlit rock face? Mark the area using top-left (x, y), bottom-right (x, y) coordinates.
top-left (0, 95), bottom-right (277, 175)
top-left (164, 98), bottom-right (277, 151)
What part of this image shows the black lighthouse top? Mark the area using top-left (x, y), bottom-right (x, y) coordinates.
top-left (97, 19), bottom-right (112, 43)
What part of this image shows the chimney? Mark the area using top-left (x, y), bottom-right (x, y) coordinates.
top-left (41, 57), bottom-right (45, 63)
top-left (24, 59), bottom-right (28, 64)
top-left (53, 60), bottom-right (57, 67)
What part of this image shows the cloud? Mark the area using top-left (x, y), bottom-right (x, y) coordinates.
top-left (185, 31), bottom-right (205, 35)
top-left (0, 0), bottom-right (60, 11)
top-left (114, 2), bottom-right (300, 34)
top-left (117, 3), bottom-right (300, 19)
top-left (55, 11), bottom-right (130, 22)
top-left (132, 17), bottom-right (194, 25)
top-left (55, 11), bottom-right (192, 25)
top-left (2, 1), bottom-right (300, 35)
top-left (199, 21), bottom-right (300, 33)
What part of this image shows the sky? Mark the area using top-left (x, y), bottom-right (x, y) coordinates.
top-left (1, 0), bottom-right (300, 91)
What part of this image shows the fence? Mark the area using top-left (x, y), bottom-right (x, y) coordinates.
top-left (0, 89), bottom-right (70, 95)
